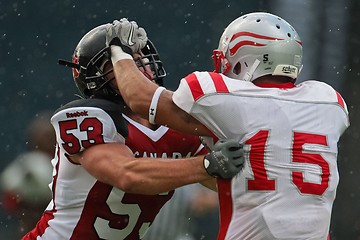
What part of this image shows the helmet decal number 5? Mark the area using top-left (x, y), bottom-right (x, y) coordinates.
top-left (245, 130), bottom-right (329, 195)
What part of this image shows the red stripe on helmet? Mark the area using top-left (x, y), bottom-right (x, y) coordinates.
top-left (229, 31), bottom-right (285, 56)
top-left (231, 31), bottom-right (283, 42)
top-left (208, 72), bottom-right (229, 93)
top-left (230, 40), bottom-right (266, 56)
top-left (184, 73), bottom-right (205, 101)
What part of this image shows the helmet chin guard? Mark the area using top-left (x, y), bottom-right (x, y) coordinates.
top-left (214, 12), bottom-right (303, 82)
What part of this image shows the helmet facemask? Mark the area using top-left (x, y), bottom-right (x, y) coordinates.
top-left (59, 24), bottom-right (166, 103)
top-left (78, 43), bottom-right (166, 103)
top-left (138, 40), bottom-right (166, 86)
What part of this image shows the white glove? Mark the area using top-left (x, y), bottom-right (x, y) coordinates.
top-left (106, 18), bottom-right (148, 54)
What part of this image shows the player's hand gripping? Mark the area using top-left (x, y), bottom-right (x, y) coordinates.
top-left (204, 139), bottom-right (244, 179)
top-left (105, 18), bottom-right (148, 55)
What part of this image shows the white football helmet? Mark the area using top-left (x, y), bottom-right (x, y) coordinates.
top-left (213, 12), bottom-right (303, 82)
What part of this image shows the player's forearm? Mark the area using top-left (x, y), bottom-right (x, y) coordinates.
top-left (78, 143), bottom-right (213, 195)
top-left (112, 59), bottom-right (211, 136)
top-left (113, 59), bottom-right (157, 118)
top-left (122, 156), bottom-right (213, 195)
top-left (200, 179), bottom-right (217, 192)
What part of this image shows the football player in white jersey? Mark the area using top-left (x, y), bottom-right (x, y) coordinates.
top-left (22, 23), bottom-right (243, 240)
top-left (105, 13), bottom-right (350, 240)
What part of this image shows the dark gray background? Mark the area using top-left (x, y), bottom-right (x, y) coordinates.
top-left (0, 0), bottom-right (359, 239)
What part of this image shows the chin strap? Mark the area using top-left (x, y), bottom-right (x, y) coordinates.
top-left (244, 59), bottom-right (261, 81)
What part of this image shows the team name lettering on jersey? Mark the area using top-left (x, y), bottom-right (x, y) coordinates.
top-left (133, 151), bottom-right (193, 158)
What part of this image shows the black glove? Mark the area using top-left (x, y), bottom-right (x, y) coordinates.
top-left (105, 18), bottom-right (147, 54)
top-left (204, 139), bottom-right (244, 179)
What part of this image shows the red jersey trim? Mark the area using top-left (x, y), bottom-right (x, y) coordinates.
top-left (184, 73), bottom-right (204, 101)
top-left (22, 146), bottom-right (61, 239)
top-left (208, 72), bottom-right (229, 93)
top-left (335, 91), bottom-right (345, 109)
top-left (184, 72), bottom-right (229, 101)
top-left (217, 179), bottom-right (233, 240)
top-left (22, 211), bottom-right (56, 239)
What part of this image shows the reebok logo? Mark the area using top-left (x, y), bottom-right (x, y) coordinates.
top-left (281, 66), bottom-right (297, 74)
top-left (66, 110), bottom-right (88, 118)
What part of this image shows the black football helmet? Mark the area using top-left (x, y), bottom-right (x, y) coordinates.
top-left (58, 24), bottom-right (166, 103)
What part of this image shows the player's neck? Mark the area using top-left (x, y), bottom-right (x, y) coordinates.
top-left (253, 75), bottom-right (295, 88)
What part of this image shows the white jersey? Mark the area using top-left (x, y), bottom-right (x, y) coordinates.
top-left (173, 71), bottom-right (349, 240)
top-left (23, 98), bottom-right (206, 240)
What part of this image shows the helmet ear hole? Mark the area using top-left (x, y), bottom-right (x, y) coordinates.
top-left (233, 62), bottom-right (242, 75)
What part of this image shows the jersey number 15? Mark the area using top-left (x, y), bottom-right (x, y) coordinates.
top-left (246, 130), bottom-right (330, 196)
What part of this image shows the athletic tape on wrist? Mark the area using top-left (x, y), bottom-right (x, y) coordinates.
top-left (149, 87), bottom-right (166, 125)
top-left (110, 45), bottom-right (133, 63)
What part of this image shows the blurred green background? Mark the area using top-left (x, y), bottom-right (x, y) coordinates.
top-left (0, 0), bottom-right (359, 239)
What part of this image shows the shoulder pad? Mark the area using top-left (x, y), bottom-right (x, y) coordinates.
top-left (55, 98), bottom-right (128, 137)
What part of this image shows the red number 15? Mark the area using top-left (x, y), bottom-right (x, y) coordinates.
top-left (245, 130), bottom-right (329, 196)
